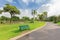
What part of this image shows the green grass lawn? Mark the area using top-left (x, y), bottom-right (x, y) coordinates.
top-left (0, 21), bottom-right (45, 40)
top-left (57, 22), bottom-right (60, 25)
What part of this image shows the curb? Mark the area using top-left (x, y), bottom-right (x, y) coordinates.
top-left (10, 23), bottom-right (47, 40)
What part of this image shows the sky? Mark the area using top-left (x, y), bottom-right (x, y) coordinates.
top-left (0, 0), bottom-right (60, 18)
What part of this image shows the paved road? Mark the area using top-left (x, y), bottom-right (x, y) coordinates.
top-left (17, 22), bottom-right (60, 40)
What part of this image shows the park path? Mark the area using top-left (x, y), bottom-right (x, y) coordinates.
top-left (17, 22), bottom-right (60, 40)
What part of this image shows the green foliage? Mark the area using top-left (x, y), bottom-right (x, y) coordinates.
top-left (48, 16), bottom-right (55, 21)
top-left (30, 18), bottom-right (34, 23)
top-left (57, 15), bottom-right (60, 22)
top-left (32, 10), bottom-right (37, 21)
top-left (38, 11), bottom-right (47, 21)
top-left (3, 4), bottom-right (20, 17)
top-left (57, 22), bottom-right (60, 25)
top-left (43, 12), bottom-right (47, 16)
top-left (22, 16), bottom-right (30, 21)
top-left (0, 10), bottom-right (3, 14)
top-left (0, 16), bottom-right (10, 23)
top-left (3, 4), bottom-right (20, 23)
top-left (53, 16), bottom-right (58, 23)
top-left (0, 16), bottom-right (10, 21)
top-left (32, 10), bottom-right (37, 15)
top-left (11, 16), bottom-right (20, 21)
top-left (35, 17), bottom-right (38, 21)
top-left (42, 11), bottom-right (47, 21)
top-left (47, 16), bottom-right (58, 23)
top-left (38, 14), bottom-right (44, 21)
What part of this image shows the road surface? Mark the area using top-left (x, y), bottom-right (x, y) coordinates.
top-left (17, 22), bottom-right (60, 40)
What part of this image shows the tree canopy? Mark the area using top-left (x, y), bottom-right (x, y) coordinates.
top-left (3, 4), bottom-right (20, 17)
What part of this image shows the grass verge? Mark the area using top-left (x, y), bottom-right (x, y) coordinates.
top-left (0, 21), bottom-right (45, 40)
top-left (57, 22), bottom-right (60, 25)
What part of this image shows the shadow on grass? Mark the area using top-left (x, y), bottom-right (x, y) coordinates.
top-left (12, 30), bottom-right (21, 33)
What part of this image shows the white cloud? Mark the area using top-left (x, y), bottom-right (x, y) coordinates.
top-left (1, 0), bottom-right (60, 18)
top-left (0, 7), bottom-right (3, 10)
top-left (35, 0), bottom-right (45, 4)
top-left (22, 0), bottom-right (35, 5)
top-left (0, 8), bottom-right (33, 18)
top-left (19, 9), bottom-right (33, 18)
top-left (22, 0), bottom-right (30, 5)
top-left (0, 7), bottom-right (11, 18)
top-left (48, 0), bottom-right (60, 16)
top-left (35, 0), bottom-right (41, 4)
top-left (6, 0), bottom-right (16, 3)
top-left (2, 12), bottom-right (11, 18)
top-left (6, 0), bottom-right (13, 3)
top-left (32, 0), bottom-right (35, 2)
top-left (37, 4), bottom-right (50, 14)
top-left (37, 0), bottom-right (60, 17)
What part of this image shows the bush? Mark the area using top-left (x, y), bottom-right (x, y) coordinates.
top-left (30, 20), bottom-right (34, 23)
top-left (11, 16), bottom-right (20, 21)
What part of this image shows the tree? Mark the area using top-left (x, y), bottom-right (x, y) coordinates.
top-left (22, 16), bottom-right (30, 21)
top-left (11, 16), bottom-right (20, 21)
top-left (48, 16), bottom-right (54, 21)
top-left (38, 14), bottom-right (44, 21)
top-left (57, 15), bottom-right (60, 22)
top-left (48, 16), bottom-right (58, 23)
top-left (53, 16), bottom-right (58, 23)
top-left (3, 4), bottom-right (20, 23)
top-left (0, 10), bottom-right (3, 14)
top-left (0, 16), bottom-right (10, 23)
top-left (32, 10), bottom-right (37, 22)
top-left (43, 11), bottom-right (47, 21)
top-left (35, 17), bottom-right (38, 21)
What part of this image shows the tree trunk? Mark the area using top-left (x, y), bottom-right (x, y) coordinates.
top-left (10, 14), bottom-right (12, 23)
top-left (33, 14), bottom-right (35, 23)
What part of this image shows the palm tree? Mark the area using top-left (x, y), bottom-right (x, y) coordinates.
top-left (3, 4), bottom-right (20, 23)
top-left (32, 10), bottom-right (37, 21)
top-left (43, 11), bottom-right (47, 21)
top-left (38, 14), bottom-right (44, 21)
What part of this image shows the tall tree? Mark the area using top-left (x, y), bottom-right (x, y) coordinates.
top-left (38, 14), bottom-right (44, 21)
top-left (43, 11), bottom-right (47, 21)
top-left (32, 10), bottom-right (37, 21)
top-left (3, 4), bottom-right (20, 22)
